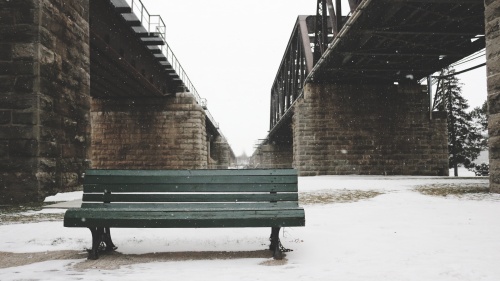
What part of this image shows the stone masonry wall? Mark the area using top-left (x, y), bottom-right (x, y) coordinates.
top-left (0, 0), bottom-right (90, 204)
top-left (293, 83), bottom-right (448, 176)
top-left (91, 93), bottom-right (209, 169)
top-left (210, 136), bottom-right (231, 169)
top-left (485, 0), bottom-right (500, 193)
top-left (250, 142), bottom-right (293, 169)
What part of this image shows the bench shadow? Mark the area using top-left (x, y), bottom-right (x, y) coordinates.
top-left (73, 250), bottom-right (287, 270)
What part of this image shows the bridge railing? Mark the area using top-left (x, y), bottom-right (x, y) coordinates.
top-left (124, 0), bottom-right (221, 133)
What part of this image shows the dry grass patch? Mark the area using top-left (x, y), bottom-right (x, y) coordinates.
top-left (414, 183), bottom-right (498, 201)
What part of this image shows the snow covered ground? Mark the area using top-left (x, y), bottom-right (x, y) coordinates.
top-left (1, 176), bottom-right (499, 281)
top-left (449, 167), bottom-right (476, 177)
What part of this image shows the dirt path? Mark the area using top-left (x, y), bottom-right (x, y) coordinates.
top-left (0, 250), bottom-right (84, 269)
top-left (0, 249), bottom-right (285, 270)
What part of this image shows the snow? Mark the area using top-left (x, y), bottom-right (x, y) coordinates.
top-left (450, 167), bottom-right (477, 177)
top-left (2, 176), bottom-right (500, 281)
top-left (44, 191), bottom-right (84, 202)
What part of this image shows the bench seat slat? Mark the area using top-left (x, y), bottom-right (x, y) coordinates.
top-left (82, 193), bottom-right (299, 203)
top-left (81, 202), bottom-right (299, 209)
top-left (64, 209), bottom-right (305, 228)
top-left (85, 169), bottom-right (298, 177)
top-left (84, 183), bottom-right (298, 193)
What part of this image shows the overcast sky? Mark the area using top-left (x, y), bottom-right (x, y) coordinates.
top-left (139, 0), bottom-right (487, 156)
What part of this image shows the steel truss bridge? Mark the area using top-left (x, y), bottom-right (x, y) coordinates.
top-left (268, 0), bottom-right (485, 140)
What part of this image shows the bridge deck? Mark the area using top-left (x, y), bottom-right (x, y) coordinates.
top-left (309, 0), bottom-right (485, 83)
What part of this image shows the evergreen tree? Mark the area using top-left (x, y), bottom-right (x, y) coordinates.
top-left (433, 68), bottom-right (484, 176)
top-left (469, 100), bottom-right (489, 175)
top-left (470, 100), bottom-right (488, 136)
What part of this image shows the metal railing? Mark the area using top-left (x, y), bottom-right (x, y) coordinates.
top-left (124, 0), bottom-right (220, 131)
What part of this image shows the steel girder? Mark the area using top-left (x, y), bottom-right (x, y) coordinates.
top-left (313, 0), bottom-right (362, 64)
top-left (269, 16), bottom-right (314, 131)
top-left (268, 0), bottom-right (363, 133)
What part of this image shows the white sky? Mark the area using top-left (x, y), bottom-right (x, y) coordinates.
top-left (140, 0), bottom-right (487, 156)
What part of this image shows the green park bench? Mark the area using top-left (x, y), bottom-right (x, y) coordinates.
top-left (64, 169), bottom-right (305, 260)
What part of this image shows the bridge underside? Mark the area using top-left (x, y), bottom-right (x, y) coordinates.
top-left (310, 0), bottom-right (485, 83)
top-left (90, 0), bottom-right (209, 170)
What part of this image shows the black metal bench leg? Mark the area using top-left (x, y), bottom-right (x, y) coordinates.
top-left (87, 227), bottom-right (117, 260)
top-left (103, 227), bottom-right (118, 252)
top-left (88, 227), bottom-right (102, 260)
top-left (269, 227), bottom-right (283, 260)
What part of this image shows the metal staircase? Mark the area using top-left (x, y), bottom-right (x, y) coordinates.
top-left (108, 0), bottom-right (223, 136)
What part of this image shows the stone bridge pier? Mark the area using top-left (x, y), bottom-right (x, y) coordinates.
top-left (0, 0), bottom-right (91, 204)
top-left (250, 142), bottom-right (293, 169)
top-left (91, 93), bottom-right (210, 170)
top-left (208, 135), bottom-right (236, 169)
top-left (0, 0), bottom-right (232, 204)
top-left (292, 83), bottom-right (448, 176)
top-left (252, 82), bottom-right (449, 176)
top-left (486, 0), bottom-right (500, 193)
top-left (91, 94), bottom-right (234, 171)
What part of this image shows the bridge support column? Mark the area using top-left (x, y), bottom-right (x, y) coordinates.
top-left (250, 142), bottom-right (293, 169)
top-left (486, 0), bottom-right (500, 192)
top-left (293, 83), bottom-right (448, 176)
top-left (0, 0), bottom-right (90, 204)
top-left (91, 93), bottom-right (209, 170)
top-left (209, 136), bottom-right (232, 169)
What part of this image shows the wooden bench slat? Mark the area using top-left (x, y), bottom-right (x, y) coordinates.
top-left (84, 175), bottom-right (297, 185)
top-left (83, 183), bottom-right (298, 193)
top-left (85, 169), bottom-right (298, 177)
top-left (82, 193), bottom-right (299, 203)
top-left (66, 208), bottom-right (305, 219)
top-left (81, 202), bottom-right (299, 209)
top-left (64, 209), bottom-right (305, 228)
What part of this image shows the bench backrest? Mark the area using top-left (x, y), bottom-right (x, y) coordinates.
top-left (81, 169), bottom-right (299, 209)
